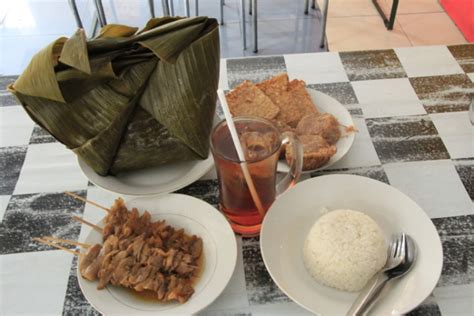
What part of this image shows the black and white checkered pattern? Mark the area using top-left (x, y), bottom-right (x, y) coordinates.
top-left (1, 44), bottom-right (473, 316)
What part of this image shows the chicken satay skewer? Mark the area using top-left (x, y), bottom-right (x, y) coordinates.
top-left (42, 236), bottom-right (91, 248)
top-left (72, 215), bottom-right (103, 233)
top-left (65, 191), bottom-right (111, 213)
top-left (33, 237), bottom-right (80, 255)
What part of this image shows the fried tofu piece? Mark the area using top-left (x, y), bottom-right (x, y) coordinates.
top-left (296, 113), bottom-right (341, 145)
top-left (288, 79), bottom-right (317, 117)
top-left (257, 74), bottom-right (303, 127)
top-left (225, 80), bottom-right (280, 120)
top-left (286, 134), bottom-right (336, 171)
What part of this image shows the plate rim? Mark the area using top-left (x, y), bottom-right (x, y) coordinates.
top-left (77, 193), bottom-right (238, 315)
top-left (260, 174), bottom-right (443, 315)
top-left (78, 154), bottom-right (214, 197)
top-left (277, 88), bottom-right (356, 174)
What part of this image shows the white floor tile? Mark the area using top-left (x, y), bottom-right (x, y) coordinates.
top-left (0, 0), bottom-right (76, 37)
top-left (14, 142), bottom-right (88, 195)
top-left (430, 112), bottom-right (474, 159)
top-left (384, 160), bottom-right (473, 218)
top-left (352, 78), bottom-right (426, 118)
top-left (327, 117), bottom-right (381, 169)
top-left (284, 52), bottom-right (349, 84)
top-left (434, 284), bottom-right (474, 316)
top-left (0, 34), bottom-right (64, 75)
top-left (395, 46), bottom-right (464, 77)
top-left (0, 106), bottom-right (34, 147)
top-left (243, 17), bottom-right (324, 56)
top-left (0, 195), bottom-right (10, 222)
top-left (0, 250), bottom-right (73, 315)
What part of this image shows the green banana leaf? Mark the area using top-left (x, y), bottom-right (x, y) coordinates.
top-left (8, 17), bottom-right (220, 176)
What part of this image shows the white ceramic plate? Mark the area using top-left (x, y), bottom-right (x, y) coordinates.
top-left (79, 154), bottom-right (214, 196)
top-left (260, 174), bottom-right (443, 316)
top-left (277, 89), bottom-right (356, 174)
top-left (78, 194), bottom-right (237, 316)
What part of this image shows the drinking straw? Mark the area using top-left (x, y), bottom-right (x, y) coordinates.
top-left (217, 90), bottom-right (266, 218)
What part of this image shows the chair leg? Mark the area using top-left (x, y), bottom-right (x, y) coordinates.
top-left (148, 0), bottom-right (155, 18)
top-left (252, 0), bottom-right (257, 53)
top-left (185, 0), bottom-right (190, 17)
top-left (311, 0), bottom-right (316, 9)
top-left (169, 0), bottom-right (175, 15)
top-left (162, 0), bottom-right (170, 15)
top-left (304, 0), bottom-right (309, 15)
top-left (91, 14), bottom-right (100, 37)
top-left (319, 0), bottom-right (328, 48)
top-left (241, 0), bottom-right (246, 50)
top-left (68, 0), bottom-right (83, 28)
top-left (94, 0), bottom-right (107, 26)
top-left (195, 0), bottom-right (198, 16)
top-left (220, 0), bottom-right (224, 24)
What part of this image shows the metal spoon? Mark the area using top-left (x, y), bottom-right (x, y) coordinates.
top-left (346, 233), bottom-right (417, 316)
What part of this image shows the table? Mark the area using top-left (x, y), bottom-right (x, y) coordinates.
top-left (1, 44), bottom-right (473, 315)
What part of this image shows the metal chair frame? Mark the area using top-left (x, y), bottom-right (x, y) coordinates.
top-left (238, 0), bottom-right (329, 53)
top-left (69, 0), bottom-right (329, 53)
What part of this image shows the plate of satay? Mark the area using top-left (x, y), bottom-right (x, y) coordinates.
top-left (225, 73), bottom-right (356, 173)
top-left (35, 192), bottom-right (237, 315)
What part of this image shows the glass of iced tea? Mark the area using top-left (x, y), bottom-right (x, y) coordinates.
top-left (210, 117), bottom-right (303, 236)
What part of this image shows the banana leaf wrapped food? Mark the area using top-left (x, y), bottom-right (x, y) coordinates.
top-left (8, 17), bottom-right (220, 176)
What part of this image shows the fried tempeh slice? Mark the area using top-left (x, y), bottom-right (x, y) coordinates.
top-left (288, 79), bottom-right (317, 117)
top-left (225, 80), bottom-right (280, 120)
top-left (256, 74), bottom-right (302, 127)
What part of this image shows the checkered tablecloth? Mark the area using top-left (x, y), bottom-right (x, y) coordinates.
top-left (1, 44), bottom-right (473, 316)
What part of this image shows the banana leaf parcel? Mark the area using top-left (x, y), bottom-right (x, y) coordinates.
top-left (8, 17), bottom-right (220, 176)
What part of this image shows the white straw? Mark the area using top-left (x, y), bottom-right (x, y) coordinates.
top-left (217, 90), bottom-right (266, 218)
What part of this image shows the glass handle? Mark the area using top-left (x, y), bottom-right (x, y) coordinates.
top-left (276, 132), bottom-right (303, 195)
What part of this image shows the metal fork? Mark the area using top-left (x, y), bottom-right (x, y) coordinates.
top-left (347, 233), bottom-right (417, 316)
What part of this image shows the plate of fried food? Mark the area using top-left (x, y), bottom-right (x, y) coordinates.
top-left (225, 73), bottom-right (356, 173)
top-left (35, 193), bottom-right (237, 315)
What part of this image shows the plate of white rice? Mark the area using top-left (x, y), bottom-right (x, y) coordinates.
top-left (260, 174), bottom-right (443, 315)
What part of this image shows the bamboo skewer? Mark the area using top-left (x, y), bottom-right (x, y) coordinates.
top-left (65, 191), bottom-right (111, 213)
top-left (33, 237), bottom-right (80, 255)
top-left (42, 236), bottom-right (91, 248)
top-left (72, 215), bottom-right (103, 233)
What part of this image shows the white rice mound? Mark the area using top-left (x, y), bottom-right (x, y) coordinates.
top-left (303, 209), bottom-right (387, 292)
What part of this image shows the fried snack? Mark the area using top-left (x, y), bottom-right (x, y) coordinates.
top-left (286, 135), bottom-right (337, 170)
top-left (288, 79), bottom-right (317, 117)
top-left (296, 113), bottom-right (341, 145)
top-left (257, 74), bottom-right (303, 127)
top-left (271, 119), bottom-right (295, 134)
top-left (226, 80), bottom-right (280, 120)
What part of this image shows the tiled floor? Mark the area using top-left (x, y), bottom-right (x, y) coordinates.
top-left (0, 0), bottom-right (469, 75)
top-left (321, 0), bottom-right (467, 51)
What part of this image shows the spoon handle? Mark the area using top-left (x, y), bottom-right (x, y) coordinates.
top-left (346, 272), bottom-right (391, 316)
